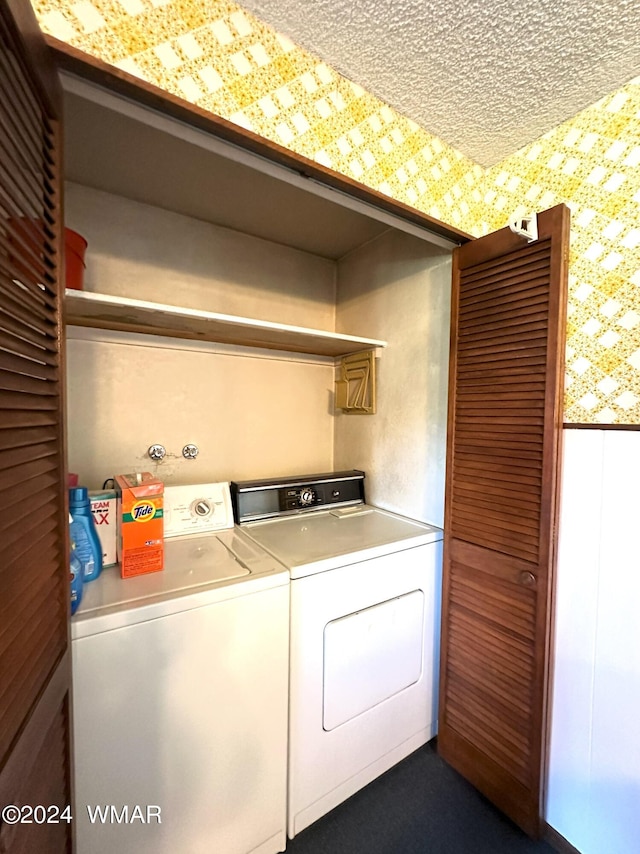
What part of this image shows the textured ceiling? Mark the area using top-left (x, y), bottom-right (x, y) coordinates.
top-left (240, 0), bottom-right (640, 166)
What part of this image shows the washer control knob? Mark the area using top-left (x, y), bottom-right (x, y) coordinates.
top-left (193, 500), bottom-right (211, 517)
top-left (299, 488), bottom-right (315, 506)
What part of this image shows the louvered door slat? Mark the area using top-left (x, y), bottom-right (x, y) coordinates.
top-left (462, 261), bottom-right (552, 294)
top-left (447, 649), bottom-right (532, 715)
top-left (0, 349), bottom-right (57, 380)
top-left (457, 452), bottom-right (543, 469)
top-left (0, 471), bottom-right (56, 512)
top-left (0, 455), bottom-right (58, 497)
top-left (439, 205), bottom-right (569, 836)
top-left (451, 589), bottom-right (536, 639)
top-left (453, 500), bottom-right (540, 525)
top-left (0, 303), bottom-right (57, 347)
top-left (456, 446), bottom-right (541, 461)
top-left (452, 476), bottom-right (540, 497)
top-left (462, 240), bottom-right (552, 272)
top-left (0, 569), bottom-right (61, 661)
top-left (0, 327), bottom-right (58, 363)
top-left (461, 289), bottom-right (551, 314)
top-left (454, 467), bottom-right (542, 489)
top-left (460, 325), bottom-right (550, 348)
top-left (456, 438), bottom-right (542, 453)
top-left (454, 470), bottom-right (542, 492)
top-left (0, 7), bottom-right (69, 840)
top-left (0, 100), bottom-right (50, 186)
top-left (458, 337), bottom-right (550, 359)
top-left (452, 507), bottom-right (540, 540)
top-left (2, 502), bottom-right (58, 556)
top-left (447, 681), bottom-right (530, 753)
top-left (456, 368), bottom-right (548, 384)
top-left (457, 351), bottom-right (548, 369)
top-left (451, 511), bottom-right (541, 542)
top-left (0, 267), bottom-right (58, 311)
top-left (450, 610), bottom-right (534, 674)
top-left (0, 574), bottom-right (62, 669)
top-left (459, 302), bottom-right (550, 329)
top-left (0, 480), bottom-right (60, 533)
top-left (0, 124), bottom-right (51, 209)
top-left (458, 387), bottom-right (546, 400)
top-left (456, 423), bottom-right (544, 437)
top-left (0, 225), bottom-right (57, 294)
top-left (2, 525), bottom-right (59, 580)
top-left (453, 571), bottom-right (535, 617)
top-left (464, 248), bottom-right (552, 279)
top-left (0, 261), bottom-right (57, 309)
top-left (0, 369), bottom-right (56, 395)
top-left (0, 424), bottom-right (59, 452)
top-left (0, 53), bottom-right (47, 158)
top-left (0, 389), bottom-right (59, 411)
top-left (460, 307), bottom-right (551, 335)
top-left (0, 442), bottom-right (58, 474)
top-left (1, 150), bottom-right (55, 219)
top-left (0, 294), bottom-right (57, 339)
top-left (455, 453), bottom-right (543, 471)
top-left (458, 408), bottom-right (544, 420)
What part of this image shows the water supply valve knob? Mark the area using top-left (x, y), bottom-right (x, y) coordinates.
top-left (148, 444), bottom-right (166, 461)
top-left (182, 444), bottom-right (199, 460)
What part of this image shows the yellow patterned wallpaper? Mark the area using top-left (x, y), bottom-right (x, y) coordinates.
top-left (32, 0), bottom-right (640, 424)
top-left (482, 81), bottom-right (640, 425)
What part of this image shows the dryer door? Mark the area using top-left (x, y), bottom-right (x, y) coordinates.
top-left (323, 590), bottom-right (424, 731)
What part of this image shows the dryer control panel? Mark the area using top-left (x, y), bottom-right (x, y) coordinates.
top-left (231, 470), bottom-right (365, 523)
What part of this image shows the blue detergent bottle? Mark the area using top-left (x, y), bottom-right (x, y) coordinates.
top-left (70, 513), bottom-right (83, 615)
top-left (69, 487), bottom-right (103, 582)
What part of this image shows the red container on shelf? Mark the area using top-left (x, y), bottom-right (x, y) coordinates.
top-left (64, 227), bottom-right (87, 290)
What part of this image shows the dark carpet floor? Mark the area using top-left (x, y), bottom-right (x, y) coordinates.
top-left (285, 740), bottom-right (557, 854)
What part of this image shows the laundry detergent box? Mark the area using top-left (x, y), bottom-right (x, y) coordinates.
top-left (89, 489), bottom-right (117, 567)
top-left (115, 472), bottom-right (164, 578)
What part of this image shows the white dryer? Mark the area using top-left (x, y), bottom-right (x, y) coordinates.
top-left (72, 482), bottom-right (289, 854)
top-left (231, 471), bottom-right (443, 838)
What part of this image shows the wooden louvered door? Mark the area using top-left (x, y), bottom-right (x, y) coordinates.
top-left (438, 204), bottom-right (570, 837)
top-left (0, 2), bottom-right (71, 853)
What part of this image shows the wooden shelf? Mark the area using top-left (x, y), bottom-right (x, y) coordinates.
top-left (64, 290), bottom-right (387, 358)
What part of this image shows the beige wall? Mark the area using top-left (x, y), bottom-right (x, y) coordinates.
top-left (66, 330), bottom-right (334, 488)
top-left (65, 182), bottom-right (337, 329)
top-left (334, 230), bottom-right (452, 526)
top-left (65, 182), bottom-right (337, 488)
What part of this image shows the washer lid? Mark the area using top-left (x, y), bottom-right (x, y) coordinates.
top-left (243, 506), bottom-right (443, 578)
top-left (72, 527), bottom-right (287, 637)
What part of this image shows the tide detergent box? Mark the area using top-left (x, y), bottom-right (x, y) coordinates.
top-left (115, 473), bottom-right (164, 578)
top-left (89, 489), bottom-right (117, 567)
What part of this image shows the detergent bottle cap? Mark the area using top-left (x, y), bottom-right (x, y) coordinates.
top-left (69, 486), bottom-right (89, 506)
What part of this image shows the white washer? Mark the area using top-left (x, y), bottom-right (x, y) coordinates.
top-left (231, 472), bottom-right (443, 838)
top-left (71, 483), bottom-right (290, 854)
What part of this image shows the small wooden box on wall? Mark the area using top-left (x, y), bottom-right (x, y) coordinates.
top-left (335, 350), bottom-right (376, 414)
